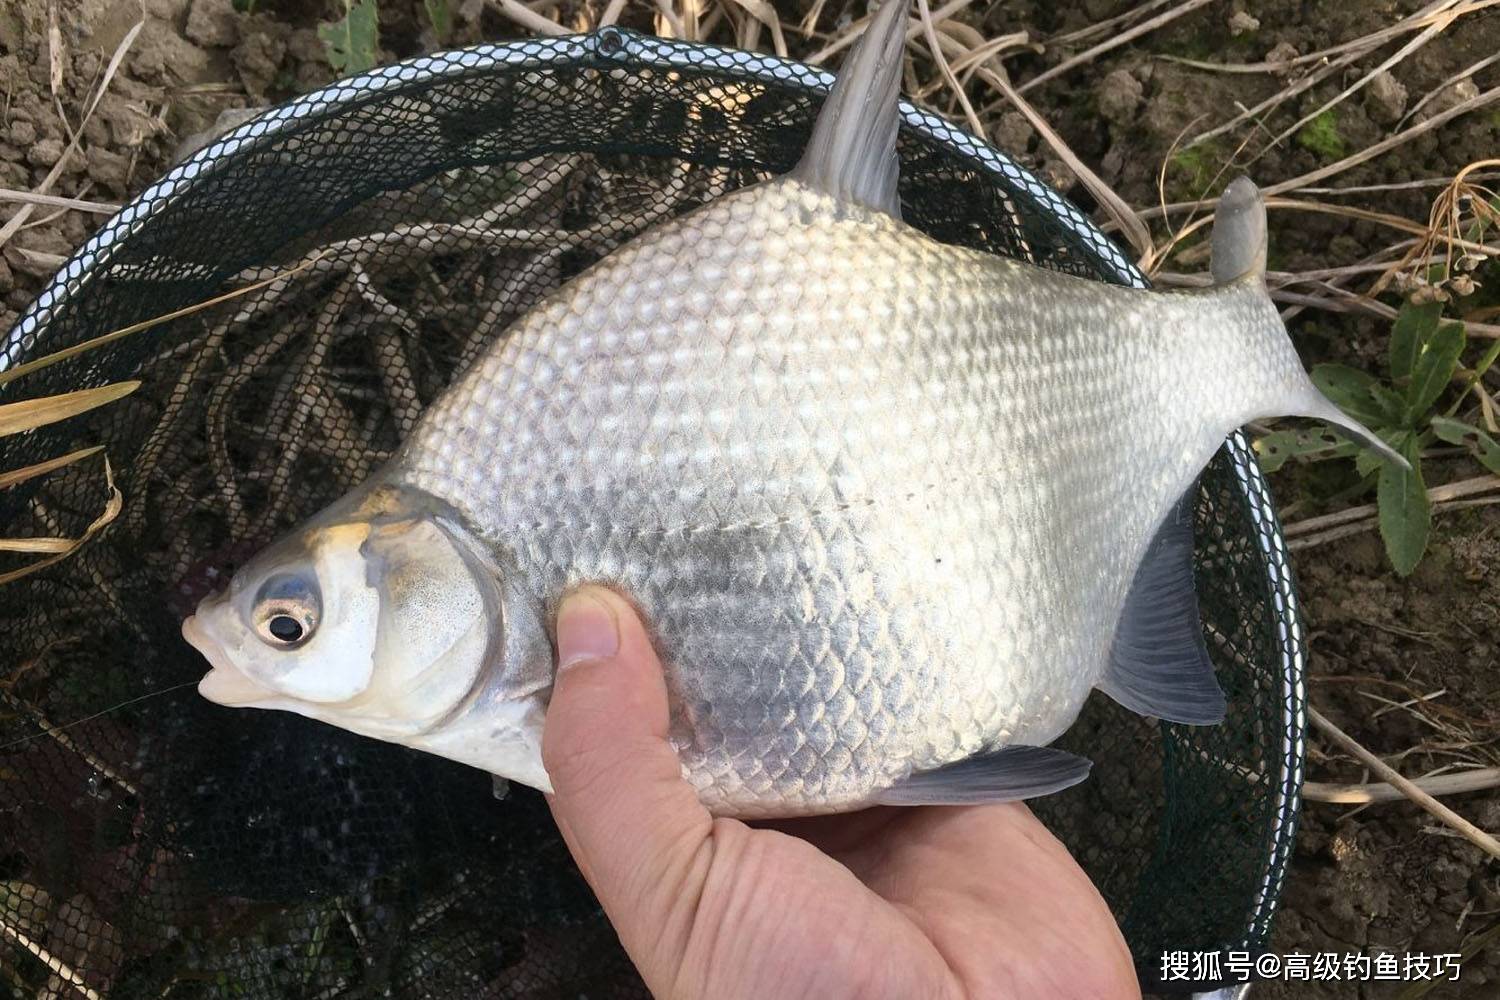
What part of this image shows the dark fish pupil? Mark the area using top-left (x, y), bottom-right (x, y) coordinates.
top-left (268, 615), bottom-right (304, 643)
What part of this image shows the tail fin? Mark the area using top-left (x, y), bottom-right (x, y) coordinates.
top-left (790, 0), bottom-right (906, 218)
top-left (1208, 177), bottom-right (1410, 471)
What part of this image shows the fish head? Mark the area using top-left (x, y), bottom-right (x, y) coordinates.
top-left (182, 485), bottom-right (511, 745)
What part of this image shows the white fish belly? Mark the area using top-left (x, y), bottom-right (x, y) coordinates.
top-left (399, 179), bottom-right (1199, 816)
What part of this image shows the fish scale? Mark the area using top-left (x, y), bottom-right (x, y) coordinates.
top-left (393, 180), bottom-right (1246, 814)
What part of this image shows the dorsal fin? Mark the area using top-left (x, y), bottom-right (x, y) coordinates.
top-left (789, 0), bottom-right (907, 218)
top-left (1210, 176), bottom-right (1267, 284)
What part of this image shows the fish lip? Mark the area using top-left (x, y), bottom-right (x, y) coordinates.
top-left (182, 613), bottom-right (272, 707)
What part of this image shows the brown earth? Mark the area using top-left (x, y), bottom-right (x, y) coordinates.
top-left (1, 2), bottom-right (1497, 998)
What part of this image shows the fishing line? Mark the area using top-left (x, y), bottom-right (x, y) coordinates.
top-left (0, 680), bottom-right (198, 751)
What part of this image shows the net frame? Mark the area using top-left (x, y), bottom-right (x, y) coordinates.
top-left (0, 28), bottom-right (1307, 996)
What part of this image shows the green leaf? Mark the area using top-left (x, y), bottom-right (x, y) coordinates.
top-left (1471, 337), bottom-right (1500, 382)
top-left (1378, 436), bottom-right (1429, 576)
top-left (1389, 299), bottom-right (1442, 381)
top-left (423, 0), bottom-right (451, 42)
top-left (1367, 382), bottom-right (1408, 427)
top-left (1253, 427), bottom-right (1356, 473)
top-left (1431, 415), bottom-right (1475, 446)
top-left (1311, 364), bottom-right (1388, 428)
top-left (1356, 429), bottom-right (1412, 479)
top-left (1444, 336), bottom-right (1500, 418)
top-left (1431, 416), bottom-right (1500, 475)
top-left (1295, 109), bottom-right (1346, 161)
top-left (318, 0), bottom-right (380, 75)
top-left (1404, 321), bottom-right (1466, 422)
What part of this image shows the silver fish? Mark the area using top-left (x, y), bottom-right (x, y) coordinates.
top-left (182, 1), bottom-right (1397, 818)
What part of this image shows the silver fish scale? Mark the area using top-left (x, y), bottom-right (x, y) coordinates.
top-left (398, 178), bottom-right (1297, 816)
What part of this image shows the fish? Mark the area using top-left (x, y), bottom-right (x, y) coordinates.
top-left (181, 0), bottom-right (1400, 818)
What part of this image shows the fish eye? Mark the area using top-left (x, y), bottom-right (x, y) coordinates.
top-left (251, 572), bottom-right (320, 648)
top-left (266, 615), bottom-right (305, 643)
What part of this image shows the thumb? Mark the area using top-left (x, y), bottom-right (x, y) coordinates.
top-left (542, 585), bottom-right (714, 983)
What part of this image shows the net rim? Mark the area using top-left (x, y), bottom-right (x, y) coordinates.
top-left (0, 27), bottom-right (1306, 966)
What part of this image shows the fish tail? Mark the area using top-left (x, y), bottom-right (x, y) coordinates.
top-left (1097, 178), bottom-right (1403, 729)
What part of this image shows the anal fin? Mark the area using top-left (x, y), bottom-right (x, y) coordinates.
top-left (1099, 485), bottom-right (1227, 726)
top-left (876, 745), bottom-right (1092, 806)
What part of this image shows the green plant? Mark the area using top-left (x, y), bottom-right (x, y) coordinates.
top-left (1295, 109), bottom-right (1346, 162)
top-left (424, 0), bottom-right (452, 43)
top-left (1166, 141), bottom-right (1224, 198)
top-left (319, 0), bottom-right (381, 76)
top-left (1258, 298), bottom-right (1500, 575)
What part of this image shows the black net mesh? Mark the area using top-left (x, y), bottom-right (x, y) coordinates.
top-left (0, 30), bottom-right (1305, 997)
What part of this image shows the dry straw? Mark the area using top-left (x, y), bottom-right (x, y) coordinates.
top-left (0, 256), bottom-right (326, 586)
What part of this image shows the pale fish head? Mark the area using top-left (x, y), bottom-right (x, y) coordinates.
top-left (182, 485), bottom-right (553, 791)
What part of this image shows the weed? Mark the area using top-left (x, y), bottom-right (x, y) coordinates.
top-left (1166, 142), bottom-right (1223, 199)
top-left (319, 0), bottom-right (381, 76)
top-left (1295, 109), bottom-right (1346, 162)
top-left (1259, 297), bottom-right (1499, 574)
top-left (424, 0), bottom-right (452, 44)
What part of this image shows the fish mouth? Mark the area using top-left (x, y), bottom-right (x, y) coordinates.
top-left (182, 614), bottom-right (274, 707)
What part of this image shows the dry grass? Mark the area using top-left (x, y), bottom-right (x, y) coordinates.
top-left (1282, 473), bottom-right (1500, 549)
top-left (1305, 766), bottom-right (1500, 804)
top-left (0, 16), bottom-right (142, 251)
top-left (1375, 159), bottom-right (1500, 296)
top-left (0, 453), bottom-right (119, 587)
top-left (1309, 707), bottom-right (1500, 861)
top-left (0, 382), bottom-right (139, 437)
top-left (1015, 0), bottom-right (1215, 94)
top-left (0, 915), bottom-right (102, 1000)
top-left (0, 250), bottom-right (328, 588)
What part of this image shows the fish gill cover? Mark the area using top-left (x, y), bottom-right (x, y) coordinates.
top-left (0, 28), bottom-right (1301, 999)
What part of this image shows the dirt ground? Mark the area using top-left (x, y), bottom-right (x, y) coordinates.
top-left (2, 1), bottom-right (1497, 998)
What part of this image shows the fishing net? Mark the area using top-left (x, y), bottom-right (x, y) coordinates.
top-left (0, 30), bottom-right (1305, 998)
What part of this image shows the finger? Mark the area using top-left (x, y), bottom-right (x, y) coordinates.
top-left (883, 803), bottom-right (1138, 999)
top-left (542, 586), bottom-right (715, 968)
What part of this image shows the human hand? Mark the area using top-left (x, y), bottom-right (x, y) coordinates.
top-left (542, 585), bottom-right (1142, 1000)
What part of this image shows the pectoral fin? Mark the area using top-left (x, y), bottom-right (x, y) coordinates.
top-left (1098, 486), bottom-right (1227, 726)
top-left (876, 745), bottom-right (1092, 805)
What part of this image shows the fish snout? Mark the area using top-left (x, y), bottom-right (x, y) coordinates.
top-left (183, 613), bottom-right (275, 707)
